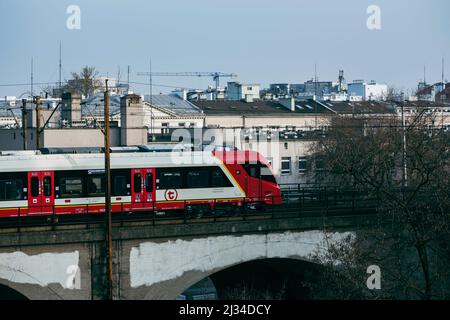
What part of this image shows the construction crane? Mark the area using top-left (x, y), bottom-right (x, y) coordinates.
top-left (136, 71), bottom-right (237, 90)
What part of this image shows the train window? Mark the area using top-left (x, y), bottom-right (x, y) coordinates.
top-left (243, 162), bottom-right (277, 184)
top-left (87, 176), bottom-right (106, 196)
top-left (158, 171), bottom-right (182, 189)
top-left (186, 170), bottom-right (209, 188)
top-left (145, 173), bottom-right (153, 192)
top-left (0, 179), bottom-right (23, 201)
top-left (60, 177), bottom-right (83, 198)
top-left (211, 168), bottom-right (232, 188)
top-left (260, 164), bottom-right (277, 184)
top-left (43, 177), bottom-right (52, 196)
top-left (243, 163), bottom-right (260, 178)
top-left (113, 176), bottom-right (127, 196)
top-left (31, 177), bottom-right (39, 197)
top-left (134, 173), bottom-right (141, 193)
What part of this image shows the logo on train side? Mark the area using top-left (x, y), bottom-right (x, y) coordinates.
top-left (164, 189), bottom-right (178, 201)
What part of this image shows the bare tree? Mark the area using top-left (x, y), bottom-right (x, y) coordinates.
top-left (306, 107), bottom-right (450, 300)
top-left (66, 66), bottom-right (102, 97)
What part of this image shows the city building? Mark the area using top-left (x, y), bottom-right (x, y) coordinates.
top-left (269, 84), bottom-right (290, 98)
top-left (1, 84), bottom-right (448, 186)
top-left (226, 82), bottom-right (260, 101)
top-left (435, 83), bottom-right (450, 104)
top-left (416, 82), bottom-right (445, 102)
top-left (347, 80), bottom-right (388, 101)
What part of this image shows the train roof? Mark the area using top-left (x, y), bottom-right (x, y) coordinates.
top-left (0, 151), bottom-right (223, 173)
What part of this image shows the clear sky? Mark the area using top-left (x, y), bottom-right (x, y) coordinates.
top-left (0, 0), bottom-right (449, 97)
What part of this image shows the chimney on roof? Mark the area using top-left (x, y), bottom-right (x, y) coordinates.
top-left (61, 92), bottom-right (82, 125)
top-left (120, 94), bottom-right (146, 146)
top-left (279, 97), bottom-right (295, 112)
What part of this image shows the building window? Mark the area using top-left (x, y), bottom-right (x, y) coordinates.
top-left (284, 142), bottom-right (288, 150)
top-left (281, 157), bottom-right (291, 175)
top-left (178, 122), bottom-right (185, 127)
top-left (298, 157), bottom-right (308, 174)
top-left (315, 157), bottom-right (326, 171)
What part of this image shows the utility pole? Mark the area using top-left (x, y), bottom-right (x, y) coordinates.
top-left (401, 96), bottom-right (408, 188)
top-left (314, 64), bottom-right (318, 129)
top-left (442, 56), bottom-right (445, 127)
top-left (35, 96), bottom-right (41, 149)
top-left (22, 99), bottom-right (27, 150)
top-left (104, 79), bottom-right (113, 300)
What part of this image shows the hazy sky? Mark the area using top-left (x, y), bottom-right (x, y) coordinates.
top-left (0, 0), bottom-right (449, 97)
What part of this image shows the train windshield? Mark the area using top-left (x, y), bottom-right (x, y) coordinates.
top-left (243, 162), bottom-right (277, 184)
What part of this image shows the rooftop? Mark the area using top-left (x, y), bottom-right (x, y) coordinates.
top-left (192, 99), bottom-right (332, 116)
top-left (144, 94), bottom-right (203, 115)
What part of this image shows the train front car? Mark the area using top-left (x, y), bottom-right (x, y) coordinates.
top-left (213, 150), bottom-right (282, 208)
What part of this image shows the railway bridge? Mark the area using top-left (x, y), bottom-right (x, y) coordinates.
top-left (0, 187), bottom-right (382, 300)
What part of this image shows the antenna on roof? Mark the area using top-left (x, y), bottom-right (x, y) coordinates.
top-left (424, 64), bottom-right (426, 85)
top-left (314, 63), bottom-right (317, 95)
top-left (31, 57), bottom-right (34, 98)
top-left (127, 65), bottom-right (130, 93)
top-left (59, 41), bottom-right (62, 91)
top-left (117, 65), bottom-right (121, 88)
top-left (149, 58), bottom-right (153, 105)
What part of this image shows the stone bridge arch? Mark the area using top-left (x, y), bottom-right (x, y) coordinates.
top-left (0, 278), bottom-right (62, 300)
top-left (123, 230), bottom-right (352, 300)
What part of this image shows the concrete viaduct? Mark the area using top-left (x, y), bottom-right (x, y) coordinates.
top-left (0, 213), bottom-right (379, 300)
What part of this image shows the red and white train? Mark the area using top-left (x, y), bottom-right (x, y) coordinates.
top-left (0, 150), bottom-right (281, 218)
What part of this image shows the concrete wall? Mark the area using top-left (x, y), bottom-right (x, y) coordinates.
top-left (0, 230), bottom-right (351, 300)
top-left (119, 230), bottom-right (351, 299)
top-left (0, 129), bottom-right (34, 150)
top-left (204, 115), bottom-right (330, 129)
top-left (0, 214), bottom-right (377, 300)
top-left (43, 128), bottom-right (121, 147)
top-left (0, 243), bottom-right (91, 300)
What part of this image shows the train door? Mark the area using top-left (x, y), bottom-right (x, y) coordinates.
top-left (27, 171), bottom-right (54, 215)
top-left (243, 163), bottom-right (261, 202)
top-left (131, 168), bottom-right (155, 211)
